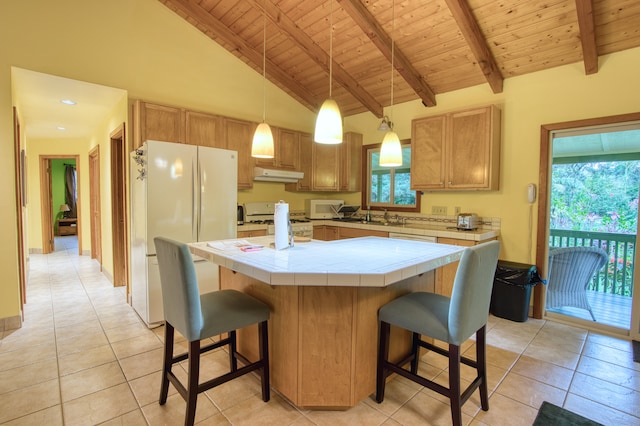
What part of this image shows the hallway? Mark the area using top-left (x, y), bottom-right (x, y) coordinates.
top-left (0, 237), bottom-right (638, 425)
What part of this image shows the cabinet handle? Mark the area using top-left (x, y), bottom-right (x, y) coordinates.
top-left (449, 180), bottom-right (452, 185)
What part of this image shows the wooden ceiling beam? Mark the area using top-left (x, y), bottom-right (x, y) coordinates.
top-left (443, 0), bottom-right (503, 93)
top-left (339, 0), bottom-right (437, 107)
top-left (575, 0), bottom-right (599, 75)
top-left (163, 0), bottom-right (320, 111)
top-left (250, 0), bottom-right (384, 117)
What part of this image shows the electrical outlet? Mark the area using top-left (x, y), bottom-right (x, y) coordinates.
top-left (432, 206), bottom-right (447, 215)
top-left (454, 206), bottom-right (461, 215)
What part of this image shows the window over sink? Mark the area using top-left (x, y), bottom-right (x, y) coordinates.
top-left (362, 141), bottom-right (421, 213)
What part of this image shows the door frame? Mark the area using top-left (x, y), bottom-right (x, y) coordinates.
top-left (536, 112), bottom-right (640, 339)
top-left (110, 123), bottom-right (128, 290)
top-left (13, 107), bottom-right (26, 312)
top-left (39, 155), bottom-right (82, 255)
top-left (89, 146), bottom-right (102, 269)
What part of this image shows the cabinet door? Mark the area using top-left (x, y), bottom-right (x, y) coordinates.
top-left (411, 115), bottom-right (446, 190)
top-left (447, 105), bottom-right (500, 190)
top-left (237, 229), bottom-right (267, 238)
top-left (339, 132), bottom-right (362, 191)
top-left (338, 227), bottom-right (388, 239)
top-left (436, 238), bottom-right (476, 297)
top-left (312, 143), bottom-right (340, 191)
top-left (276, 128), bottom-right (300, 170)
top-left (133, 101), bottom-right (185, 148)
top-left (224, 118), bottom-right (256, 189)
top-left (185, 110), bottom-right (223, 148)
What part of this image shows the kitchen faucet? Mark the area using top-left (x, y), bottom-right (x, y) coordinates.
top-left (383, 209), bottom-right (388, 222)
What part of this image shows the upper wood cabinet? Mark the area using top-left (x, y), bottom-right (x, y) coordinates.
top-left (411, 105), bottom-right (501, 191)
top-left (312, 142), bottom-right (340, 191)
top-left (339, 132), bottom-right (362, 192)
top-left (133, 100), bottom-right (185, 149)
top-left (185, 110), bottom-right (223, 148)
top-left (224, 117), bottom-right (256, 190)
top-left (254, 127), bottom-right (300, 171)
top-left (286, 131), bottom-right (363, 192)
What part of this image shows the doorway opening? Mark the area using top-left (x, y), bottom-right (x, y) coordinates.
top-left (537, 113), bottom-right (640, 340)
top-left (39, 155), bottom-right (81, 255)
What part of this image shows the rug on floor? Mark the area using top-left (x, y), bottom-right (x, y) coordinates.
top-left (633, 340), bottom-right (640, 363)
top-left (533, 401), bottom-right (603, 426)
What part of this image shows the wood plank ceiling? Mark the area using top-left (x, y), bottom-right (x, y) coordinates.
top-left (159, 0), bottom-right (640, 117)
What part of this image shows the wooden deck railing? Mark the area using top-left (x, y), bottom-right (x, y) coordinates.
top-left (549, 229), bottom-right (635, 297)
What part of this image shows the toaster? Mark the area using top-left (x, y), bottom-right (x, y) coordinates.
top-left (457, 213), bottom-right (478, 230)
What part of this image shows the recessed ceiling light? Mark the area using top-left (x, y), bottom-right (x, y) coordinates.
top-left (57, 126), bottom-right (67, 131)
top-left (60, 99), bottom-right (76, 105)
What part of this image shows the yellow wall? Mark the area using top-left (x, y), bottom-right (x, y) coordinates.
top-left (1, 0), bottom-right (639, 320)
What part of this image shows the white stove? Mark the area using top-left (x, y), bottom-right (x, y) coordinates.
top-left (244, 202), bottom-right (313, 238)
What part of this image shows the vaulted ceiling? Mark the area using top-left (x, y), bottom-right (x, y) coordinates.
top-left (159, 0), bottom-right (640, 118)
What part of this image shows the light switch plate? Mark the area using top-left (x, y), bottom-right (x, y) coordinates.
top-left (432, 206), bottom-right (447, 215)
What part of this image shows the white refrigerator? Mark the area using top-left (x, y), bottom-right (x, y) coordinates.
top-left (130, 140), bottom-right (237, 327)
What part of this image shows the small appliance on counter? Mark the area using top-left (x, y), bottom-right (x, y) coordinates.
top-left (457, 213), bottom-right (479, 230)
top-left (305, 199), bottom-right (344, 219)
top-left (237, 205), bottom-right (244, 225)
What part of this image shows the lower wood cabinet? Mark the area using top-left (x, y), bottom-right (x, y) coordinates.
top-left (237, 229), bottom-right (267, 238)
top-left (313, 225), bottom-right (388, 241)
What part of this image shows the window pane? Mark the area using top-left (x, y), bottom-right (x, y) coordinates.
top-left (371, 151), bottom-right (391, 203)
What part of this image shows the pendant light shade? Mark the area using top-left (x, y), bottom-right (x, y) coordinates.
top-left (314, 98), bottom-right (343, 144)
top-left (252, 0), bottom-right (275, 158)
top-left (379, 0), bottom-right (402, 167)
top-left (314, 0), bottom-right (342, 144)
top-left (252, 122), bottom-right (275, 158)
top-left (380, 130), bottom-right (402, 167)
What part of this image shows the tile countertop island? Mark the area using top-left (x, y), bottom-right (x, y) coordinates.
top-left (190, 237), bottom-right (466, 409)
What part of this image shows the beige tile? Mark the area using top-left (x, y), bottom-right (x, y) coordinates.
top-left (54, 319), bottom-right (103, 341)
top-left (569, 372), bottom-right (640, 417)
top-left (472, 392), bottom-right (538, 426)
top-left (577, 354), bottom-right (640, 391)
top-left (221, 392), bottom-right (302, 425)
top-left (362, 376), bottom-right (420, 416)
top-left (142, 392), bottom-right (222, 425)
top-left (60, 361), bottom-right (126, 402)
top-left (129, 370), bottom-right (178, 407)
top-left (0, 327), bottom-right (56, 353)
top-left (495, 371), bottom-right (566, 408)
top-left (510, 355), bottom-right (575, 390)
top-left (1, 405), bottom-right (63, 426)
top-left (118, 347), bottom-right (164, 381)
top-left (57, 344), bottom-right (116, 376)
top-left (55, 330), bottom-right (109, 357)
top-left (391, 391), bottom-right (473, 426)
top-left (522, 340), bottom-right (581, 370)
top-left (203, 372), bottom-right (262, 411)
top-left (426, 370), bottom-right (482, 417)
top-left (304, 401), bottom-right (388, 426)
top-left (111, 332), bottom-right (163, 359)
top-left (104, 320), bottom-right (153, 343)
top-left (62, 382), bottom-right (138, 426)
top-left (582, 340), bottom-right (640, 372)
top-left (98, 408), bottom-right (148, 426)
top-left (467, 344), bottom-right (519, 370)
top-left (586, 332), bottom-right (635, 353)
top-left (0, 359), bottom-right (58, 394)
top-left (0, 378), bottom-right (60, 423)
top-left (564, 393), bottom-right (640, 426)
top-left (0, 342), bottom-right (57, 372)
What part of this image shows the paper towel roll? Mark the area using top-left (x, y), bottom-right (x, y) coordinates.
top-left (274, 200), bottom-right (291, 250)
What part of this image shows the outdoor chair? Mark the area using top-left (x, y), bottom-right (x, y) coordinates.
top-left (546, 246), bottom-right (608, 321)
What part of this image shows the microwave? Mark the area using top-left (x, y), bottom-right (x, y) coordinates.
top-left (305, 199), bottom-right (344, 219)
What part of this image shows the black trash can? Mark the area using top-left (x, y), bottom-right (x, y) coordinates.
top-left (490, 260), bottom-right (544, 322)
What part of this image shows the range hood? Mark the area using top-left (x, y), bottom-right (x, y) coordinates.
top-left (253, 167), bottom-right (304, 183)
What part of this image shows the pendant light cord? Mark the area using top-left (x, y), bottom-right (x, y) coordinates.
top-left (390, 0), bottom-right (395, 123)
top-left (329, 0), bottom-right (333, 99)
top-left (262, 0), bottom-right (267, 122)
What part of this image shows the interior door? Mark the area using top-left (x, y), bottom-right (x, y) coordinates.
top-left (89, 146), bottom-right (102, 268)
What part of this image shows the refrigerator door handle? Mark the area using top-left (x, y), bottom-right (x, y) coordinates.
top-left (192, 157), bottom-right (198, 241)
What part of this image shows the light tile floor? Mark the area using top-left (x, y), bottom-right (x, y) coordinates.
top-left (1, 236), bottom-right (639, 425)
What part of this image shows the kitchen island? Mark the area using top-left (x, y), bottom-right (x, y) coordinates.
top-left (190, 236), bottom-right (465, 409)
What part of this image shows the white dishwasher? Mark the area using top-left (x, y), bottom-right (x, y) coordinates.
top-left (388, 232), bottom-right (436, 243)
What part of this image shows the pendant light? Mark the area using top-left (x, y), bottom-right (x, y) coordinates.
top-left (252, 0), bottom-right (275, 158)
top-left (314, 0), bottom-right (343, 145)
top-left (379, 0), bottom-right (402, 167)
